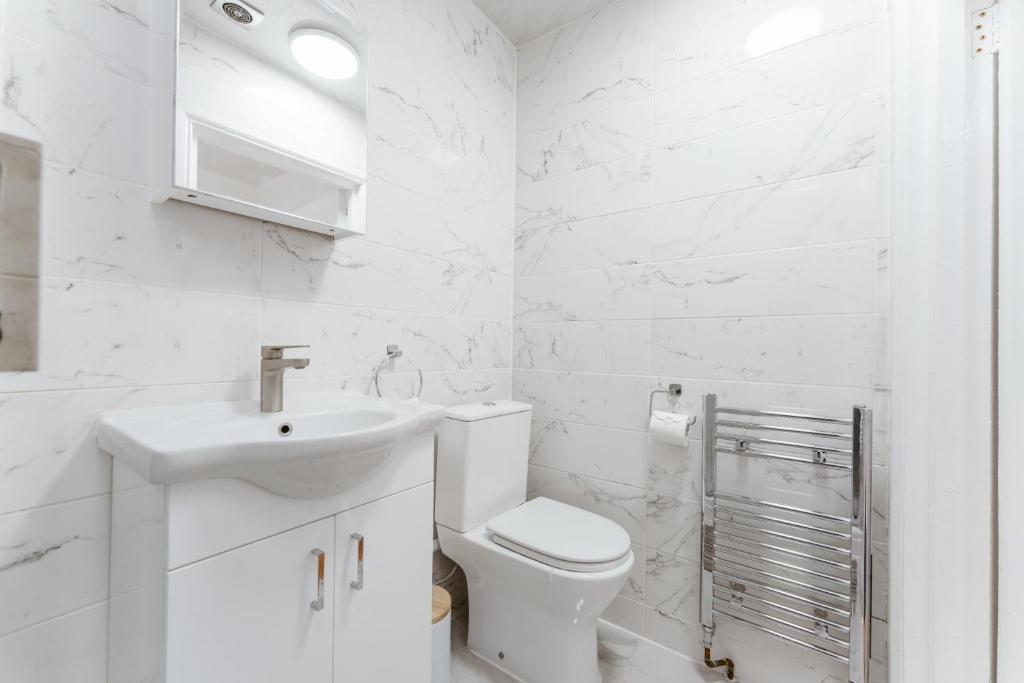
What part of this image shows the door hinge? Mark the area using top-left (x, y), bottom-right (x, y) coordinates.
top-left (972, 6), bottom-right (1000, 57)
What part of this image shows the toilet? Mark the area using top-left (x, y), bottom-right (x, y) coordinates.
top-left (435, 400), bottom-right (633, 683)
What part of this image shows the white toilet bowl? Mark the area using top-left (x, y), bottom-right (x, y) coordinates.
top-left (438, 497), bottom-right (633, 683)
top-left (434, 402), bottom-right (633, 682)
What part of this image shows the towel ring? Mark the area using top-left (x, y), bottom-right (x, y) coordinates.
top-left (371, 344), bottom-right (423, 399)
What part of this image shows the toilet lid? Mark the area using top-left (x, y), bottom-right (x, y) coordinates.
top-left (486, 497), bottom-right (631, 568)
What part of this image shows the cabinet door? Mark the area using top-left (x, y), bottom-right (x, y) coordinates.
top-left (334, 483), bottom-right (433, 682)
top-left (167, 517), bottom-right (335, 683)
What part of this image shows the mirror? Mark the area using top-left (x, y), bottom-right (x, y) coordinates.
top-left (165, 0), bottom-right (368, 238)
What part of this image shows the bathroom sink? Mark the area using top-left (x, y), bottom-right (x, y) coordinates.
top-left (97, 391), bottom-right (445, 498)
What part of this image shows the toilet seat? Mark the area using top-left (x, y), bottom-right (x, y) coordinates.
top-left (486, 497), bottom-right (631, 573)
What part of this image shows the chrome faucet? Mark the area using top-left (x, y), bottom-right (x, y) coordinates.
top-left (260, 345), bottom-right (310, 413)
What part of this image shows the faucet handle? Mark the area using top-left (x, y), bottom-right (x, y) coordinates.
top-left (261, 345), bottom-right (310, 359)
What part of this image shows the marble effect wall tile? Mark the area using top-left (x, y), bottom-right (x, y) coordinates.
top-left (518, 97), bottom-right (652, 184)
top-left (622, 544), bottom-right (646, 601)
top-left (644, 552), bottom-right (700, 623)
top-left (651, 166), bottom-right (883, 262)
top-left (601, 596), bottom-right (645, 635)
top-left (515, 266), bottom-right (649, 322)
top-left (5, 0), bottom-right (153, 85)
top-left (653, 0), bottom-right (876, 89)
top-left (647, 438), bottom-right (702, 501)
top-left (515, 321), bottom-right (650, 374)
top-left (40, 163), bottom-right (262, 295)
top-left (0, 278), bottom-right (261, 393)
top-left (516, 209), bottom-right (651, 276)
top-left (651, 241), bottom-right (877, 318)
top-left (516, 0), bottom-right (653, 132)
top-left (645, 494), bottom-right (701, 561)
top-left (513, 370), bottom-right (649, 430)
top-left (651, 316), bottom-right (875, 387)
top-left (653, 93), bottom-right (883, 205)
top-left (0, 34), bottom-right (149, 183)
top-left (528, 418), bottom-right (648, 489)
top-left (516, 154), bottom-right (652, 230)
top-left (425, 368), bottom-right (512, 406)
top-left (261, 298), bottom-right (509, 378)
top-left (0, 496), bottom-right (109, 636)
top-left (262, 228), bottom-right (511, 321)
top-left (653, 22), bottom-right (878, 147)
top-left (0, 602), bottom-right (108, 683)
top-left (597, 620), bottom-right (722, 683)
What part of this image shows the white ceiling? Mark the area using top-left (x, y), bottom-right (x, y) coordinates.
top-left (472, 0), bottom-right (621, 46)
top-left (182, 0), bottom-right (367, 112)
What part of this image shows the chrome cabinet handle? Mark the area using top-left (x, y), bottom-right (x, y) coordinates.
top-left (350, 533), bottom-right (364, 590)
top-left (310, 548), bottom-right (325, 611)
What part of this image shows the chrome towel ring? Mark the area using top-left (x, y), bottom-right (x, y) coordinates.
top-left (371, 344), bottom-right (423, 399)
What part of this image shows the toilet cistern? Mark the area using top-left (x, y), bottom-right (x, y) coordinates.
top-left (260, 345), bottom-right (310, 412)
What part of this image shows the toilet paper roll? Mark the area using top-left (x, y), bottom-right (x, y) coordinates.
top-left (648, 411), bottom-right (695, 447)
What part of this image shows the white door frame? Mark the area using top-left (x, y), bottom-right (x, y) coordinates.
top-left (998, 1), bottom-right (1024, 680)
top-left (889, 0), bottom-right (998, 681)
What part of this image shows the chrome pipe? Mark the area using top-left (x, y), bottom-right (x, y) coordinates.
top-left (717, 433), bottom-right (854, 456)
top-left (713, 518), bottom-right (851, 555)
top-left (716, 545), bottom-right (851, 586)
top-left (715, 532), bottom-right (853, 570)
top-left (848, 405), bottom-right (872, 683)
top-left (713, 610), bottom-right (851, 663)
top-left (715, 492), bottom-right (852, 525)
top-left (716, 507), bottom-right (852, 540)
top-left (712, 570), bottom-right (851, 618)
top-left (700, 394), bottom-right (718, 636)
top-left (715, 446), bottom-right (853, 471)
top-left (713, 558), bottom-right (851, 603)
top-left (715, 406), bottom-right (854, 425)
top-left (711, 585), bottom-right (850, 633)
top-left (715, 419), bottom-right (850, 440)
top-left (714, 599), bottom-right (850, 648)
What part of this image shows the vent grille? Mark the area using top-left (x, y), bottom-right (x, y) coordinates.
top-left (220, 2), bottom-right (254, 24)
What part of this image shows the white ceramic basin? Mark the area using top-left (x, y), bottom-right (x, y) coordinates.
top-left (97, 391), bottom-right (445, 498)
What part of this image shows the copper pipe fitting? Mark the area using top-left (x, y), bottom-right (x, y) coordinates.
top-left (703, 646), bottom-right (735, 680)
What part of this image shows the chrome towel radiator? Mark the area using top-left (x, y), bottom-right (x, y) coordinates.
top-left (700, 394), bottom-right (872, 682)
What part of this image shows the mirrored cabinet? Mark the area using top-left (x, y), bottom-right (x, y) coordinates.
top-left (152, 1), bottom-right (369, 238)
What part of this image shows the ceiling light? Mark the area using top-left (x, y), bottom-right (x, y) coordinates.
top-left (289, 28), bottom-right (359, 80)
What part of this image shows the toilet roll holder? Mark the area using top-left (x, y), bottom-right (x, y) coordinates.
top-left (647, 378), bottom-right (696, 421)
top-left (648, 384), bottom-right (696, 438)
top-left (648, 383), bottom-right (683, 419)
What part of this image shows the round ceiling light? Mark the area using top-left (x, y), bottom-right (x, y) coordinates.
top-left (289, 28), bottom-right (359, 80)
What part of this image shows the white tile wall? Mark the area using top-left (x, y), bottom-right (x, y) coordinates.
top-left (513, 1), bottom-right (891, 680)
top-left (0, 0), bottom-right (515, 676)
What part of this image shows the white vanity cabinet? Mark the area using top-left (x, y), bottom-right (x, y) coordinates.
top-left (163, 483), bottom-right (432, 683)
top-left (334, 484), bottom-right (432, 682)
top-left (166, 518), bottom-right (336, 683)
top-left (104, 407), bottom-right (440, 683)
